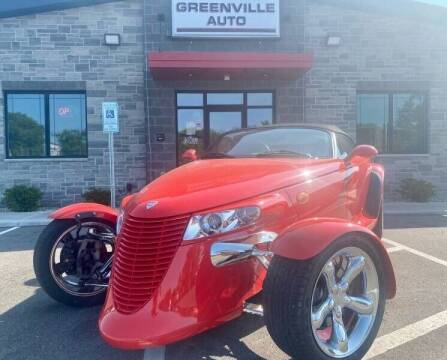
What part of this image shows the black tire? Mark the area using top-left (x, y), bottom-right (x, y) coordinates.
top-left (33, 219), bottom-right (111, 307)
top-left (372, 204), bottom-right (383, 239)
top-left (263, 234), bottom-right (386, 360)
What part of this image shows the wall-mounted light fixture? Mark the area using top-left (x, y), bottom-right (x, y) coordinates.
top-left (326, 35), bottom-right (342, 47)
top-left (104, 33), bottom-right (121, 46)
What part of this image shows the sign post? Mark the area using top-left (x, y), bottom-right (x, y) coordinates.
top-left (102, 102), bottom-right (119, 208)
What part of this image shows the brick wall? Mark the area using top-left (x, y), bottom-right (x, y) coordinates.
top-left (304, 2), bottom-right (447, 199)
top-left (0, 0), bottom-right (147, 207)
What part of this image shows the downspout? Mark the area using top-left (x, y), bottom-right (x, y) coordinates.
top-left (142, 0), bottom-right (152, 184)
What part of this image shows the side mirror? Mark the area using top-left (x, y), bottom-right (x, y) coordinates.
top-left (346, 145), bottom-right (378, 163)
top-left (181, 149), bottom-right (198, 162)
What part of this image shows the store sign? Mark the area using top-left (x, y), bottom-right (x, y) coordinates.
top-left (172, 0), bottom-right (280, 38)
top-left (102, 102), bottom-right (119, 133)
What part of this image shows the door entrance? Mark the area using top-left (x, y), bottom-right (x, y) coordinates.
top-left (176, 91), bottom-right (275, 164)
top-left (206, 108), bottom-right (243, 148)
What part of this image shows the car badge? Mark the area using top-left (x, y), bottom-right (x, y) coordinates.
top-left (146, 201), bottom-right (159, 210)
top-left (297, 192), bottom-right (310, 205)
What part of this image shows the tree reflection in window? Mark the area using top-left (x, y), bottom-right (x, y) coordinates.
top-left (357, 92), bottom-right (427, 154)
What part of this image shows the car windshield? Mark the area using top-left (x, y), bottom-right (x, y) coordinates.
top-left (206, 128), bottom-right (333, 159)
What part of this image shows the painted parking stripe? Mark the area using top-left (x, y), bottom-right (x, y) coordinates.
top-left (364, 308), bottom-right (447, 359)
top-left (143, 347), bottom-right (165, 360)
top-left (383, 238), bottom-right (447, 268)
top-left (386, 246), bottom-right (404, 254)
top-left (0, 227), bottom-right (19, 236)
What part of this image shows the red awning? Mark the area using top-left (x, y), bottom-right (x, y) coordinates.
top-left (148, 52), bottom-right (313, 81)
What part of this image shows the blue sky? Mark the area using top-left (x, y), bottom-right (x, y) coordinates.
top-left (415, 0), bottom-right (447, 6)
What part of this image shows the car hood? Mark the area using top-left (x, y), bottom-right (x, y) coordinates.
top-left (126, 158), bottom-right (342, 218)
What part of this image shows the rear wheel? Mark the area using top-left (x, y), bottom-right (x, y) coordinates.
top-left (263, 234), bottom-right (386, 360)
top-left (33, 219), bottom-right (115, 307)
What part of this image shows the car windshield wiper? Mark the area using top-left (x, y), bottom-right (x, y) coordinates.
top-left (202, 152), bottom-right (235, 159)
top-left (254, 150), bottom-right (313, 158)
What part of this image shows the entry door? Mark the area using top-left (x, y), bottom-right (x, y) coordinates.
top-left (205, 108), bottom-right (243, 148)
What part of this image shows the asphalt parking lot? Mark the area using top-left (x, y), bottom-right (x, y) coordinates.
top-left (1, 214), bottom-right (447, 360)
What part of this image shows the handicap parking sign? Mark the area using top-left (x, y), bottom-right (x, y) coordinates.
top-left (102, 102), bottom-right (119, 133)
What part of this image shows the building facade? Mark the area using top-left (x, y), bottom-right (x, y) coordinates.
top-left (0, 0), bottom-right (446, 207)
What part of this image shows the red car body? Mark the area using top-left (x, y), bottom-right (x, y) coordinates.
top-left (51, 144), bottom-right (395, 349)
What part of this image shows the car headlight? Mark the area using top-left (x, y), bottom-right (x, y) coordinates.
top-left (116, 208), bottom-right (124, 235)
top-left (183, 206), bottom-right (261, 241)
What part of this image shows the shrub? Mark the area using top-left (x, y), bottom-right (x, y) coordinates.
top-left (2, 185), bottom-right (43, 212)
top-left (398, 178), bottom-right (435, 202)
top-left (82, 188), bottom-right (110, 206)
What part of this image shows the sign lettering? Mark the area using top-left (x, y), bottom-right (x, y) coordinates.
top-left (172, 0), bottom-right (280, 38)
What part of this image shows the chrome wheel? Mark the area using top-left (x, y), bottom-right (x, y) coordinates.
top-left (49, 222), bottom-right (114, 297)
top-left (311, 247), bottom-right (379, 358)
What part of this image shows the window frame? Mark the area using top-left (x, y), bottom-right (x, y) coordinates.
top-left (4, 90), bottom-right (88, 159)
top-left (356, 91), bottom-right (428, 155)
top-left (175, 90), bottom-right (276, 164)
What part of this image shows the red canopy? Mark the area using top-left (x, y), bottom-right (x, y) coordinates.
top-left (148, 51), bottom-right (313, 81)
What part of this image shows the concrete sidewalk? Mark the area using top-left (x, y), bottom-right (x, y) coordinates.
top-left (0, 210), bottom-right (53, 227)
top-left (384, 202), bottom-right (447, 216)
top-left (0, 202), bottom-right (447, 228)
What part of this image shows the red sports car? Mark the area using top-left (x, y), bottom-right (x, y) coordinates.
top-left (34, 125), bottom-right (395, 360)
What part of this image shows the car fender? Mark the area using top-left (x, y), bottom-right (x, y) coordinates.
top-left (50, 203), bottom-right (118, 224)
top-left (271, 218), bottom-right (396, 299)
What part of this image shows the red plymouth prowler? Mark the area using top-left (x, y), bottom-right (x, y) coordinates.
top-left (34, 125), bottom-right (395, 359)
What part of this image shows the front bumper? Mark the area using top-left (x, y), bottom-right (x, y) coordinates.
top-left (99, 238), bottom-right (265, 349)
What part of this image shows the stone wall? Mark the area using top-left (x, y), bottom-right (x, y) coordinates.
top-left (0, 0), bottom-right (147, 207)
top-left (304, 1), bottom-right (447, 199)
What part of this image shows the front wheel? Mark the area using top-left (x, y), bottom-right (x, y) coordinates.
top-left (33, 219), bottom-right (115, 307)
top-left (263, 234), bottom-right (386, 360)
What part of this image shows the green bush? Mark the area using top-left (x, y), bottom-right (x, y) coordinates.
top-left (82, 188), bottom-right (110, 206)
top-left (2, 185), bottom-right (43, 212)
top-left (398, 178), bottom-right (435, 202)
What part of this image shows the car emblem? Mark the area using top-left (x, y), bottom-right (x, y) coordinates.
top-left (146, 201), bottom-right (159, 210)
top-left (297, 192), bottom-right (310, 205)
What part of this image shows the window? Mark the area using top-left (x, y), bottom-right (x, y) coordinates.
top-left (5, 91), bottom-right (87, 158)
top-left (357, 93), bottom-right (427, 154)
top-left (176, 91), bottom-right (275, 163)
top-left (335, 133), bottom-right (355, 159)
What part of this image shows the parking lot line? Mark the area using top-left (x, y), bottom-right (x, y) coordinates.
top-left (383, 238), bottom-right (447, 268)
top-left (364, 308), bottom-right (447, 359)
top-left (143, 346), bottom-right (165, 360)
top-left (386, 246), bottom-right (404, 253)
top-left (0, 227), bottom-right (19, 236)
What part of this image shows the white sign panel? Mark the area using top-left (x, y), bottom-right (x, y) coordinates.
top-left (172, 0), bottom-right (280, 38)
top-left (102, 102), bottom-right (119, 133)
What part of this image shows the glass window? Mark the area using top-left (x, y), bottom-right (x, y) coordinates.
top-left (247, 93), bottom-right (273, 106)
top-left (335, 133), bottom-right (355, 159)
top-left (176, 91), bottom-right (275, 164)
top-left (207, 93), bottom-right (244, 105)
top-left (357, 94), bottom-right (388, 153)
top-left (248, 108), bottom-right (273, 127)
top-left (177, 93), bottom-right (203, 107)
top-left (209, 111), bottom-right (242, 145)
top-left (392, 94), bottom-right (426, 154)
top-left (177, 109), bottom-right (204, 163)
top-left (49, 94), bottom-right (87, 157)
top-left (5, 92), bottom-right (87, 158)
top-left (6, 94), bottom-right (46, 157)
top-left (357, 92), bottom-right (427, 154)
top-left (208, 128), bottom-right (333, 159)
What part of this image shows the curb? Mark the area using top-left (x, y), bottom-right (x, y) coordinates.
top-left (0, 219), bottom-right (52, 227)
